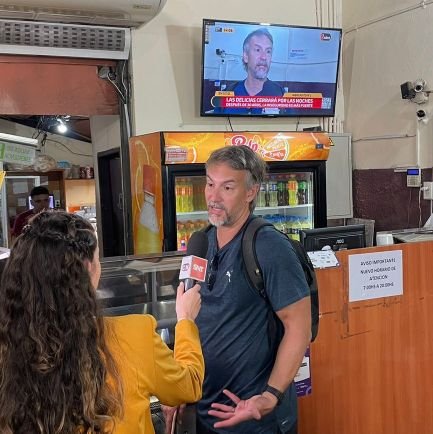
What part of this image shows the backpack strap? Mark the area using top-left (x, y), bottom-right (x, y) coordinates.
top-left (241, 217), bottom-right (273, 300)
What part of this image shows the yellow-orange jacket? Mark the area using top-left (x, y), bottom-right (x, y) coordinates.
top-left (105, 314), bottom-right (204, 434)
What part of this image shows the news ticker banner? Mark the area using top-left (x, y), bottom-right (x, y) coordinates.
top-left (163, 131), bottom-right (332, 164)
top-left (0, 141), bottom-right (36, 166)
top-left (212, 92), bottom-right (328, 111)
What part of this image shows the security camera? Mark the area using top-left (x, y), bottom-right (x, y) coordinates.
top-left (417, 109), bottom-right (430, 124)
top-left (414, 79), bottom-right (426, 93)
top-left (417, 109), bottom-right (426, 119)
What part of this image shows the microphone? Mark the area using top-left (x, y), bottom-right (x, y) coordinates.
top-left (179, 231), bottom-right (209, 291)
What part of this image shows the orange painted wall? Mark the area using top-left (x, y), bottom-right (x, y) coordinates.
top-left (0, 55), bottom-right (118, 116)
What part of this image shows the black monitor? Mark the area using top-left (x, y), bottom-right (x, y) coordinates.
top-left (300, 224), bottom-right (366, 252)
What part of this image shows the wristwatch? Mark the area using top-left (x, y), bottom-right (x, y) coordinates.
top-left (264, 384), bottom-right (284, 406)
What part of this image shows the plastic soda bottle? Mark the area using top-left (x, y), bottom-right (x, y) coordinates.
top-left (178, 223), bottom-right (187, 251)
top-left (288, 175), bottom-right (298, 206)
top-left (184, 179), bottom-right (193, 212)
top-left (176, 179), bottom-right (183, 213)
top-left (257, 183), bottom-right (267, 208)
top-left (177, 178), bottom-right (185, 213)
top-left (297, 180), bottom-right (309, 205)
top-left (268, 179), bottom-right (278, 207)
top-left (277, 177), bottom-right (286, 206)
top-left (292, 218), bottom-right (303, 241)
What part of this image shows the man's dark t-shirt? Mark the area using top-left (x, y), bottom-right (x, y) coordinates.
top-left (11, 209), bottom-right (34, 238)
top-left (195, 219), bottom-right (309, 433)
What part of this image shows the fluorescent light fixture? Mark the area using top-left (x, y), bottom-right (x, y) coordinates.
top-left (0, 132), bottom-right (38, 147)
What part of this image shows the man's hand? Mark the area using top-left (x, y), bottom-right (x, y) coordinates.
top-left (208, 389), bottom-right (278, 429)
top-left (162, 404), bottom-right (185, 434)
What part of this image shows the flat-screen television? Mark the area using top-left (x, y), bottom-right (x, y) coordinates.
top-left (300, 224), bottom-right (366, 252)
top-left (201, 19), bottom-right (342, 117)
top-left (28, 194), bottom-right (54, 210)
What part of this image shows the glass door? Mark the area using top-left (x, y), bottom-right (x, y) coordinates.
top-left (3, 175), bottom-right (40, 247)
top-left (254, 171), bottom-right (314, 240)
top-left (174, 175), bottom-right (208, 251)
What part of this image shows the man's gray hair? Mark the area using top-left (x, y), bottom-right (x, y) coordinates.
top-left (242, 28), bottom-right (274, 71)
top-left (206, 145), bottom-right (267, 212)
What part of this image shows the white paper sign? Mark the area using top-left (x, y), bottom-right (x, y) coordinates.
top-left (349, 250), bottom-right (403, 302)
top-left (307, 250), bottom-right (340, 268)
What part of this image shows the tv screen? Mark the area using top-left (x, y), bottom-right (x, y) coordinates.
top-left (201, 19), bottom-right (342, 118)
top-left (300, 225), bottom-right (366, 252)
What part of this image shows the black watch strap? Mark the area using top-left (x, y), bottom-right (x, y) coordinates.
top-left (264, 384), bottom-right (284, 406)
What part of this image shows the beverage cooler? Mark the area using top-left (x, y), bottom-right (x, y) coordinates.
top-left (129, 132), bottom-right (332, 255)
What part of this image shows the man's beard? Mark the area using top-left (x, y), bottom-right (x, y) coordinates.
top-left (253, 63), bottom-right (269, 80)
top-left (208, 202), bottom-right (230, 227)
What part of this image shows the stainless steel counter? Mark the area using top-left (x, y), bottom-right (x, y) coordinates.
top-left (97, 252), bottom-right (184, 333)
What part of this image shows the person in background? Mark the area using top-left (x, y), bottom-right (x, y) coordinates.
top-left (197, 145), bottom-right (311, 433)
top-left (11, 185), bottom-right (52, 238)
top-left (218, 28), bottom-right (284, 115)
top-left (0, 211), bottom-right (204, 434)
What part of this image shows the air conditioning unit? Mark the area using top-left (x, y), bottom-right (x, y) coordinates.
top-left (0, 1), bottom-right (167, 59)
top-left (0, 0), bottom-right (167, 27)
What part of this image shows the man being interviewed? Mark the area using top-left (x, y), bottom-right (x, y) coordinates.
top-left (195, 145), bottom-right (311, 434)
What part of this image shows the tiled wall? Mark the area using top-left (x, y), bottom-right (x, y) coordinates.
top-left (353, 169), bottom-right (433, 232)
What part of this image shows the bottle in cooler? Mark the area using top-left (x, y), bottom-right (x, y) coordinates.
top-left (192, 179), bottom-right (200, 211)
top-left (185, 179), bottom-right (193, 212)
top-left (287, 175), bottom-right (298, 206)
top-left (198, 181), bottom-right (207, 211)
top-left (292, 217), bottom-right (303, 241)
top-left (177, 223), bottom-right (187, 251)
top-left (268, 178), bottom-right (278, 207)
top-left (277, 177), bottom-right (287, 206)
top-left (286, 216), bottom-right (294, 240)
top-left (257, 183), bottom-right (267, 208)
top-left (176, 178), bottom-right (183, 213)
top-left (297, 179), bottom-right (309, 205)
top-left (177, 178), bottom-right (186, 213)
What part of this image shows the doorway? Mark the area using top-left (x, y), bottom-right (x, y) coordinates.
top-left (98, 149), bottom-right (125, 257)
top-left (0, 55), bottom-right (128, 255)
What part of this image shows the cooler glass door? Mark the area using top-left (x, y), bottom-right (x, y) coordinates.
top-left (255, 171), bottom-right (314, 240)
top-left (174, 174), bottom-right (208, 251)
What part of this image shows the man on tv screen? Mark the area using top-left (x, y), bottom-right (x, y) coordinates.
top-left (232, 28), bottom-right (283, 112)
top-left (202, 20), bottom-right (342, 118)
top-left (215, 28), bottom-right (283, 115)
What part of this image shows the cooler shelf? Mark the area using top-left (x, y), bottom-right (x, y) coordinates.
top-left (177, 204), bottom-right (313, 220)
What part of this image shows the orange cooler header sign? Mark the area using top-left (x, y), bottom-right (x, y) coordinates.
top-left (163, 132), bottom-right (331, 164)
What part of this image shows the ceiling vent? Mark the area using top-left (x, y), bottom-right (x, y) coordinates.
top-left (0, 19), bottom-right (131, 59)
top-left (0, 0), bottom-right (167, 28)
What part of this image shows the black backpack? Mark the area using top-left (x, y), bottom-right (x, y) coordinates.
top-left (241, 217), bottom-right (319, 342)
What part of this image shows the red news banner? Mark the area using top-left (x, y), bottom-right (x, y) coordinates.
top-left (213, 92), bottom-right (324, 109)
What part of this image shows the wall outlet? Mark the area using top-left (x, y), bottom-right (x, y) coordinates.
top-left (423, 182), bottom-right (433, 200)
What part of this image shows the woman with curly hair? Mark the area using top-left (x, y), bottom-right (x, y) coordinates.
top-left (0, 211), bottom-right (204, 434)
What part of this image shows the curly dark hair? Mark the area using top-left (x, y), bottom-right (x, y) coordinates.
top-left (0, 211), bottom-right (123, 433)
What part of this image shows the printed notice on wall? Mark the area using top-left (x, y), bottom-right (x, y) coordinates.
top-left (348, 250), bottom-right (403, 302)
